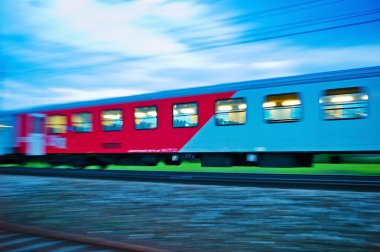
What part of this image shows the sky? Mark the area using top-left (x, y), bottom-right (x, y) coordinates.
top-left (1, 0), bottom-right (380, 110)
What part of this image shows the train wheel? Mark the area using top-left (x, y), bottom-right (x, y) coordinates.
top-left (99, 163), bottom-right (108, 169)
top-left (141, 155), bottom-right (160, 166)
top-left (71, 156), bottom-right (89, 169)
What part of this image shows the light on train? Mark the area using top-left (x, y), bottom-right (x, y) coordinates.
top-left (330, 95), bottom-right (354, 103)
top-left (102, 114), bottom-right (121, 120)
top-left (218, 105), bottom-right (233, 111)
top-left (147, 111), bottom-right (157, 117)
top-left (282, 100), bottom-right (301, 106)
top-left (238, 104), bottom-right (247, 110)
top-left (180, 108), bottom-right (196, 114)
top-left (135, 112), bottom-right (147, 118)
top-left (361, 94), bottom-right (368, 100)
top-left (262, 102), bottom-right (276, 108)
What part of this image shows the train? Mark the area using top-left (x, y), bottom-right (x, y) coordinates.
top-left (1, 66), bottom-right (380, 168)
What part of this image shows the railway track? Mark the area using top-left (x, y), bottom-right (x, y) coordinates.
top-left (0, 221), bottom-right (169, 252)
top-left (0, 167), bottom-right (379, 191)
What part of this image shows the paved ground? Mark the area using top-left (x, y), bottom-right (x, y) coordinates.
top-left (0, 175), bottom-right (379, 252)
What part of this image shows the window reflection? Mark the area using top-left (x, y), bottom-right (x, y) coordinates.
top-left (46, 115), bottom-right (67, 134)
top-left (263, 93), bottom-right (301, 123)
top-left (215, 98), bottom-right (246, 126)
top-left (72, 113), bottom-right (92, 132)
top-left (135, 106), bottom-right (157, 129)
top-left (320, 87), bottom-right (368, 120)
top-left (173, 103), bottom-right (198, 128)
top-left (102, 110), bottom-right (123, 131)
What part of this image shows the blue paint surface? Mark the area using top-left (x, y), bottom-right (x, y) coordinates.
top-left (181, 76), bottom-right (380, 152)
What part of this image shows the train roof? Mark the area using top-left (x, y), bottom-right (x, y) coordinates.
top-left (5, 65), bottom-right (380, 115)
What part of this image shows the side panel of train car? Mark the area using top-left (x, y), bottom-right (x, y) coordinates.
top-left (16, 92), bottom-right (234, 154)
top-left (181, 76), bottom-right (380, 166)
top-left (182, 77), bottom-right (380, 152)
top-left (9, 67), bottom-right (380, 167)
top-left (0, 115), bottom-right (17, 156)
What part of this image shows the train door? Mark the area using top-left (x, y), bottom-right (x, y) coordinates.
top-left (26, 113), bottom-right (46, 156)
top-left (0, 115), bottom-right (15, 155)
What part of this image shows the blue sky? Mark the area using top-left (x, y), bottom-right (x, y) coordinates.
top-left (1, 0), bottom-right (380, 110)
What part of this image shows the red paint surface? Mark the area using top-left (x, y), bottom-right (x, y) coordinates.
top-left (17, 114), bottom-right (28, 154)
top-left (17, 92), bottom-right (235, 154)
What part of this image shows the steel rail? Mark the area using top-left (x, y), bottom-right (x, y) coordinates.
top-left (0, 167), bottom-right (379, 191)
top-left (0, 221), bottom-right (170, 252)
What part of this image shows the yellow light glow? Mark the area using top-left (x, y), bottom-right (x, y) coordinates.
top-left (135, 112), bottom-right (147, 118)
top-left (180, 108), bottom-right (195, 114)
top-left (238, 104), bottom-right (247, 110)
top-left (218, 105), bottom-right (233, 111)
top-left (282, 100), bottom-right (301, 106)
top-left (263, 102), bottom-right (276, 108)
top-left (361, 94), bottom-right (368, 100)
top-left (331, 95), bottom-right (354, 103)
top-left (147, 111), bottom-right (157, 117)
top-left (102, 114), bottom-right (121, 120)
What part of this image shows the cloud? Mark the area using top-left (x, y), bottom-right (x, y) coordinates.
top-left (0, 0), bottom-right (260, 73)
top-left (1, 0), bottom-right (246, 76)
top-left (4, 43), bottom-right (380, 110)
top-left (250, 60), bottom-right (295, 70)
top-left (2, 80), bottom-right (55, 110)
top-left (2, 0), bottom-right (380, 110)
top-left (1, 79), bottom-right (147, 110)
top-left (27, 0), bottom-right (243, 57)
top-left (49, 87), bottom-right (146, 102)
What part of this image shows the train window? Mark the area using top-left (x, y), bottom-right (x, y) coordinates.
top-left (263, 93), bottom-right (301, 123)
top-left (32, 117), bottom-right (45, 134)
top-left (101, 110), bottom-right (123, 131)
top-left (215, 98), bottom-right (246, 126)
top-left (320, 87), bottom-right (368, 120)
top-left (173, 103), bottom-right (198, 128)
top-left (46, 115), bottom-right (67, 134)
top-left (72, 113), bottom-right (92, 133)
top-left (135, 106), bottom-right (157, 130)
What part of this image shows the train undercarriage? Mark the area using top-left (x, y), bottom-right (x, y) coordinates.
top-left (2, 151), bottom-right (380, 169)
top-left (1, 152), bottom-right (316, 168)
